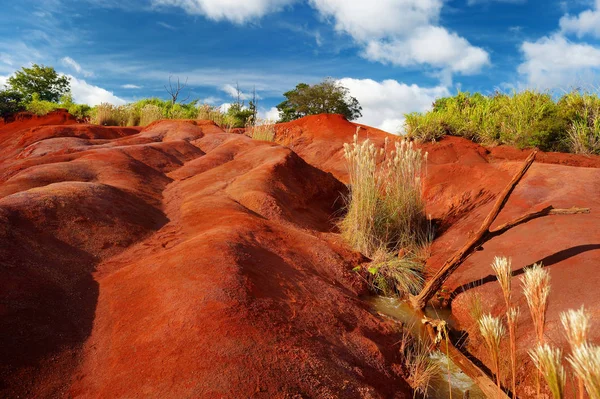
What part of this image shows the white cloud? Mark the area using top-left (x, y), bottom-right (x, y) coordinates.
top-left (68, 75), bottom-right (127, 106)
top-left (61, 57), bottom-right (94, 77)
top-left (560, 0), bottom-right (600, 38)
top-left (221, 83), bottom-right (259, 101)
top-left (258, 106), bottom-right (280, 121)
top-left (518, 34), bottom-right (600, 88)
top-left (308, 0), bottom-right (489, 77)
top-left (308, 0), bottom-right (443, 41)
top-left (121, 84), bottom-right (142, 89)
top-left (201, 96), bottom-right (221, 104)
top-left (337, 78), bottom-right (450, 134)
top-left (363, 26), bottom-right (490, 75)
top-left (0, 75), bottom-right (8, 88)
top-left (151, 0), bottom-right (294, 24)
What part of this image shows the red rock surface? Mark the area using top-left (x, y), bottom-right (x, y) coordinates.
top-left (0, 114), bottom-right (412, 398)
top-left (2, 112), bottom-right (600, 398)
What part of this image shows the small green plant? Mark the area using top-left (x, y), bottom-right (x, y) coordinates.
top-left (529, 343), bottom-right (566, 399)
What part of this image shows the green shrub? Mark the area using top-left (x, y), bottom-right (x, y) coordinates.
top-left (404, 89), bottom-right (594, 152)
top-left (26, 93), bottom-right (60, 116)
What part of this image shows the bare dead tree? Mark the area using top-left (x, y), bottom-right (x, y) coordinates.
top-left (165, 75), bottom-right (190, 105)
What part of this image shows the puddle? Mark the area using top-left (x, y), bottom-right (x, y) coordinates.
top-left (367, 296), bottom-right (485, 399)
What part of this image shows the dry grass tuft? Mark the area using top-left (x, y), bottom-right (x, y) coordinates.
top-left (341, 131), bottom-right (430, 297)
top-left (491, 256), bottom-right (513, 306)
top-left (561, 307), bottom-right (591, 350)
top-left (247, 120), bottom-right (276, 142)
top-left (140, 104), bottom-right (163, 126)
top-left (529, 343), bottom-right (566, 399)
top-left (399, 330), bottom-right (440, 397)
top-left (521, 263), bottom-right (551, 343)
top-left (568, 343), bottom-right (600, 399)
top-left (478, 314), bottom-right (506, 387)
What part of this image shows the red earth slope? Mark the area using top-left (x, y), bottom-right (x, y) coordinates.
top-left (277, 116), bottom-right (600, 398)
top-left (0, 115), bottom-right (412, 398)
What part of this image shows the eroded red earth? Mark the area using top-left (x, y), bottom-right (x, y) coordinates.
top-left (1, 111), bottom-right (599, 398)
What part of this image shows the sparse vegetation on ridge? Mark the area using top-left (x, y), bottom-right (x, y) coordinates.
top-left (405, 89), bottom-right (600, 154)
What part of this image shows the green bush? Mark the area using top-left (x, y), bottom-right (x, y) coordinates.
top-left (404, 89), bottom-right (599, 153)
top-left (26, 93), bottom-right (60, 116)
top-left (0, 90), bottom-right (25, 118)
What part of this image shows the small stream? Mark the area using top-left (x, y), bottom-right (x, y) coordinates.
top-left (367, 296), bottom-right (485, 399)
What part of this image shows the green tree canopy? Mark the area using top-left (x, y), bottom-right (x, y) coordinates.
top-left (276, 78), bottom-right (362, 122)
top-left (7, 64), bottom-right (70, 102)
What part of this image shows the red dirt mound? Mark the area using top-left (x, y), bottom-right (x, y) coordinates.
top-left (0, 117), bottom-right (412, 398)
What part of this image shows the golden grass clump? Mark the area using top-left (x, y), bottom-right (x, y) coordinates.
top-left (341, 131), bottom-right (430, 297)
top-left (561, 307), bottom-right (591, 350)
top-left (521, 263), bottom-right (551, 343)
top-left (561, 307), bottom-right (592, 399)
top-left (140, 104), bottom-right (163, 126)
top-left (491, 256), bottom-right (512, 305)
top-left (568, 343), bottom-right (600, 399)
top-left (478, 314), bottom-right (506, 387)
top-left (248, 120), bottom-right (276, 142)
top-left (529, 343), bottom-right (566, 399)
top-left (92, 103), bottom-right (126, 126)
top-left (399, 330), bottom-right (440, 397)
top-left (197, 103), bottom-right (228, 126)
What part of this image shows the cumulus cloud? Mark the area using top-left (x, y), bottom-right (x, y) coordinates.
top-left (309, 0), bottom-right (489, 77)
top-left (560, 0), bottom-right (600, 38)
top-left (518, 34), bottom-right (600, 89)
top-left (258, 106), bottom-right (280, 121)
top-left (0, 75), bottom-right (8, 88)
top-left (61, 57), bottom-right (94, 77)
top-left (337, 78), bottom-right (450, 134)
top-left (363, 26), bottom-right (490, 75)
top-left (68, 75), bottom-right (126, 106)
top-left (151, 0), bottom-right (294, 24)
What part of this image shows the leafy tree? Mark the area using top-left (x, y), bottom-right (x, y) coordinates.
top-left (7, 64), bottom-right (70, 102)
top-left (0, 89), bottom-right (25, 118)
top-left (276, 78), bottom-right (362, 122)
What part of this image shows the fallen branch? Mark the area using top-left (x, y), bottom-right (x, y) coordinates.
top-left (488, 206), bottom-right (590, 238)
top-left (410, 151), bottom-right (538, 310)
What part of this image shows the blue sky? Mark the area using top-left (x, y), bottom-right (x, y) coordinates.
top-left (2, 0), bottom-right (600, 132)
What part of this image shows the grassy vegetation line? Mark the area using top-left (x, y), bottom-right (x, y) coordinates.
top-left (341, 130), bottom-right (430, 297)
top-left (405, 90), bottom-right (600, 154)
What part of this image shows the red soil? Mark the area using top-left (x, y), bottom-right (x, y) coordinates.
top-left (2, 112), bottom-right (599, 398)
top-left (277, 120), bottom-right (600, 398)
top-left (0, 115), bottom-right (412, 398)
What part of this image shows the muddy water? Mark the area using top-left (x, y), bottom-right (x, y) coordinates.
top-left (368, 296), bottom-right (485, 399)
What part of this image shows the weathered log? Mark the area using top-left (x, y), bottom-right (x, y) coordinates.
top-left (488, 206), bottom-right (590, 238)
top-left (410, 151), bottom-right (538, 310)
